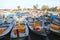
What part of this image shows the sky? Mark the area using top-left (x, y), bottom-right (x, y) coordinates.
top-left (0, 0), bottom-right (60, 9)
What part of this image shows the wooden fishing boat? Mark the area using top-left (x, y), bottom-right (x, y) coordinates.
top-left (0, 20), bottom-right (14, 39)
top-left (11, 17), bottom-right (29, 39)
top-left (26, 17), bottom-right (50, 36)
top-left (50, 18), bottom-right (60, 35)
top-left (0, 13), bottom-right (15, 39)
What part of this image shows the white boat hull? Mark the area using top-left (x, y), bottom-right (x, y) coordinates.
top-left (11, 24), bottom-right (29, 38)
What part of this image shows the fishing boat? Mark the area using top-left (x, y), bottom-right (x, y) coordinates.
top-left (26, 16), bottom-right (50, 36)
top-left (50, 18), bottom-right (60, 35)
top-left (11, 19), bottom-right (29, 39)
top-left (11, 12), bottom-right (29, 39)
top-left (0, 15), bottom-right (14, 39)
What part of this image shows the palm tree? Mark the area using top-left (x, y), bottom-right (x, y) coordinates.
top-left (49, 6), bottom-right (58, 12)
top-left (41, 5), bottom-right (49, 11)
top-left (17, 6), bottom-right (21, 10)
top-left (53, 7), bottom-right (57, 11)
top-left (33, 4), bottom-right (38, 10)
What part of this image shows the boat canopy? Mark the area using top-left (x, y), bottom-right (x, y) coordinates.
top-left (50, 13), bottom-right (58, 18)
top-left (7, 13), bottom-right (14, 18)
